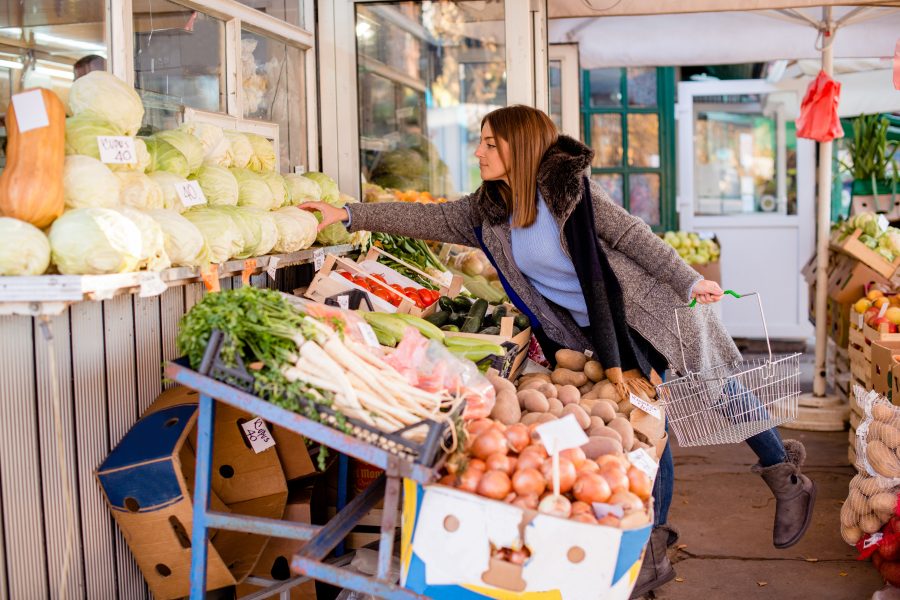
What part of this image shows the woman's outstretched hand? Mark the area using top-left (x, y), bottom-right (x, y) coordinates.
top-left (692, 279), bottom-right (724, 304)
top-left (298, 201), bottom-right (348, 232)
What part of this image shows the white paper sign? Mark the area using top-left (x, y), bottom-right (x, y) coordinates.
top-left (535, 414), bottom-right (589, 455)
top-left (241, 417), bottom-right (276, 453)
top-left (864, 532), bottom-right (884, 549)
top-left (175, 180), bottom-right (207, 208)
top-left (266, 256), bottom-right (280, 280)
top-left (138, 272), bottom-right (167, 298)
top-left (11, 90), bottom-right (49, 132)
top-left (584, 349), bottom-right (594, 358)
top-left (629, 393), bottom-right (661, 420)
top-left (313, 248), bottom-right (325, 271)
top-left (879, 302), bottom-right (890, 319)
top-left (337, 295), bottom-right (349, 310)
top-left (878, 214), bottom-right (890, 234)
top-left (97, 136), bottom-right (137, 164)
top-left (627, 448), bottom-right (659, 480)
top-left (358, 322), bottom-right (380, 347)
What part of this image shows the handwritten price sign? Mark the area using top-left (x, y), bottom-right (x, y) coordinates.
top-left (240, 417), bottom-right (277, 453)
top-left (97, 136), bottom-right (137, 164)
top-left (174, 181), bottom-right (207, 208)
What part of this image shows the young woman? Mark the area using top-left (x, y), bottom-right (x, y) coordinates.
top-left (301, 105), bottom-right (816, 597)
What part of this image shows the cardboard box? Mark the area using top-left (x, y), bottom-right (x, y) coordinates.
top-left (871, 342), bottom-right (900, 395)
top-left (400, 480), bottom-right (651, 599)
top-left (831, 228), bottom-right (900, 280)
top-left (97, 390), bottom-right (289, 599)
top-left (893, 361), bottom-right (900, 406)
top-left (691, 260), bottom-right (721, 285)
top-left (827, 254), bottom-right (890, 304)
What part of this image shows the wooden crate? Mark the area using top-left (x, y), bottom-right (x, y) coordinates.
top-left (831, 229), bottom-right (900, 280)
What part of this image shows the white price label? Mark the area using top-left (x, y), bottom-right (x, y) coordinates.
top-left (864, 532), bottom-right (884, 549)
top-left (175, 181), bottom-right (207, 208)
top-left (878, 214), bottom-right (890, 234)
top-left (358, 322), bottom-right (381, 347)
top-left (11, 90), bottom-right (49, 132)
top-left (855, 310), bottom-right (865, 329)
top-left (629, 392), bottom-right (661, 420)
top-left (138, 272), bottom-right (167, 298)
top-left (240, 417), bottom-right (276, 454)
top-left (337, 295), bottom-right (350, 310)
top-left (266, 256), bottom-right (280, 280)
top-left (584, 349), bottom-right (594, 358)
top-left (440, 271), bottom-right (453, 287)
top-left (313, 249), bottom-right (325, 271)
top-left (879, 302), bottom-right (890, 319)
top-left (627, 448), bottom-right (659, 480)
top-left (535, 414), bottom-right (589, 455)
top-left (97, 136), bottom-right (137, 164)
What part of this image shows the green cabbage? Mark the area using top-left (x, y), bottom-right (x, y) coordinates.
top-left (154, 130), bottom-right (204, 175)
top-left (0, 217), bottom-right (51, 275)
top-left (271, 207), bottom-right (319, 253)
top-left (64, 115), bottom-right (124, 159)
top-left (225, 131), bottom-right (253, 169)
top-left (63, 155), bottom-right (121, 209)
top-left (245, 133), bottom-right (276, 173)
top-left (116, 171), bottom-right (165, 210)
top-left (191, 165), bottom-right (239, 207)
top-left (284, 174), bottom-right (321, 205)
top-left (261, 172), bottom-right (288, 208)
top-left (67, 71), bottom-right (144, 136)
top-left (230, 167), bottom-right (276, 210)
top-left (183, 207), bottom-right (243, 264)
top-left (145, 209), bottom-right (208, 267)
top-left (115, 207), bottom-right (171, 271)
top-left (48, 208), bottom-right (143, 274)
top-left (144, 137), bottom-right (190, 178)
top-left (215, 206), bottom-right (278, 258)
top-left (148, 171), bottom-right (190, 213)
top-left (315, 192), bottom-right (357, 246)
top-left (178, 122), bottom-right (231, 167)
top-left (303, 172), bottom-right (340, 205)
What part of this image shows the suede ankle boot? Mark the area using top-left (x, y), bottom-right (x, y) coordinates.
top-left (752, 439), bottom-right (817, 549)
top-left (630, 526), bottom-right (676, 599)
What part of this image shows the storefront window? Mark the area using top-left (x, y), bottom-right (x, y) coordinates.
top-left (588, 68), bottom-right (621, 108)
top-left (133, 2), bottom-right (225, 132)
top-left (590, 114), bottom-right (623, 168)
top-left (241, 28), bottom-right (307, 172)
top-left (236, 0), bottom-right (305, 28)
top-left (549, 60), bottom-right (563, 131)
top-left (356, 1), bottom-right (506, 199)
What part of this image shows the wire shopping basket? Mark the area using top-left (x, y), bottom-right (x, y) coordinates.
top-left (656, 290), bottom-right (801, 447)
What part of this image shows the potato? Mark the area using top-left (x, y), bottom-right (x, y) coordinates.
top-left (861, 513), bottom-right (883, 534)
top-left (487, 372), bottom-right (516, 396)
top-left (579, 398), bottom-right (599, 412)
top-left (584, 361), bottom-right (605, 382)
top-left (591, 401), bottom-right (616, 424)
top-left (490, 390), bottom-right (522, 425)
top-left (591, 425), bottom-right (623, 446)
top-left (588, 416), bottom-right (606, 433)
top-left (551, 368), bottom-right (589, 387)
top-left (578, 382), bottom-right (594, 395)
top-left (536, 413), bottom-right (557, 424)
top-left (548, 398), bottom-right (564, 417)
top-left (593, 380), bottom-right (619, 401)
top-left (518, 389), bottom-right (550, 413)
top-left (581, 389), bottom-right (601, 400)
top-left (582, 436), bottom-right (623, 459)
top-left (617, 400), bottom-right (634, 416)
top-left (519, 371), bottom-right (551, 383)
top-left (555, 349), bottom-right (589, 371)
top-left (607, 417), bottom-right (635, 452)
top-left (870, 492), bottom-right (898, 513)
top-left (536, 382), bottom-right (558, 399)
top-left (517, 379), bottom-right (546, 393)
top-left (521, 412), bottom-right (543, 426)
top-left (563, 404), bottom-right (591, 429)
top-left (557, 385), bottom-right (581, 406)
top-left (841, 525), bottom-right (863, 545)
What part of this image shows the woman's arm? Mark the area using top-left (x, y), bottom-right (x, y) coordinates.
top-left (345, 198), bottom-right (480, 246)
top-left (588, 179), bottom-right (702, 301)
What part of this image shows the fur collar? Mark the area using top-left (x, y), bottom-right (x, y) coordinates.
top-left (473, 134), bottom-right (594, 226)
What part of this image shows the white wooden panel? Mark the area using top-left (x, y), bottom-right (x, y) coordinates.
top-left (0, 315), bottom-right (48, 600)
top-left (184, 282), bottom-right (204, 311)
top-left (33, 313), bottom-right (86, 599)
top-left (133, 296), bottom-right (162, 415)
top-left (160, 286), bottom-right (186, 393)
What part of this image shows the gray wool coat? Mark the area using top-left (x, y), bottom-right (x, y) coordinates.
top-left (348, 135), bottom-right (741, 376)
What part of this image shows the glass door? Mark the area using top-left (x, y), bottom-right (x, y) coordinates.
top-left (548, 43), bottom-right (580, 140)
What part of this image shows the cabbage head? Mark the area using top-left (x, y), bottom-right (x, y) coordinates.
top-left (214, 206), bottom-right (277, 258)
top-left (148, 171), bottom-right (190, 213)
top-left (303, 172), bottom-right (340, 205)
top-left (67, 71), bottom-right (144, 135)
top-left (245, 133), bottom-right (276, 173)
top-left (230, 167), bottom-right (276, 210)
top-left (191, 165), bottom-right (239, 207)
top-left (154, 130), bottom-right (204, 175)
top-left (183, 207), bottom-right (243, 264)
top-left (261, 172), bottom-right (288, 208)
top-left (63, 155), bottom-right (121, 209)
top-left (225, 131), bottom-right (253, 169)
top-left (145, 209), bottom-right (208, 267)
top-left (116, 207), bottom-right (171, 271)
top-left (65, 115), bottom-right (124, 159)
top-left (178, 122), bottom-right (231, 167)
top-left (48, 208), bottom-right (143, 274)
top-left (271, 207), bottom-right (318, 253)
top-left (284, 173), bottom-right (321, 205)
top-left (0, 217), bottom-right (51, 275)
top-left (109, 137), bottom-right (152, 173)
top-left (315, 190), bottom-right (354, 245)
top-left (116, 171), bottom-right (165, 210)
top-left (144, 137), bottom-right (190, 178)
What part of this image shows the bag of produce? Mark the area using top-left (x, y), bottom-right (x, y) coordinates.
top-left (856, 388), bottom-right (900, 483)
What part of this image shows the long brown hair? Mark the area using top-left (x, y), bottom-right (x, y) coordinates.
top-left (481, 105), bottom-right (558, 228)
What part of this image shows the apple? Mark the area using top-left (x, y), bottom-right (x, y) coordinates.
top-left (855, 298), bottom-right (874, 314)
top-left (869, 289), bottom-right (887, 301)
top-left (871, 317), bottom-right (898, 333)
top-left (875, 297), bottom-right (891, 309)
top-left (866, 307), bottom-right (882, 326)
top-left (886, 307), bottom-right (900, 326)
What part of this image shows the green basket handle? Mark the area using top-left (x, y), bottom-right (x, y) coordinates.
top-left (688, 289), bottom-right (742, 308)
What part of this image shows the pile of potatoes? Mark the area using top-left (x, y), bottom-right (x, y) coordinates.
top-left (488, 349), bottom-right (659, 460)
top-left (841, 474), bottom-right (900, 545)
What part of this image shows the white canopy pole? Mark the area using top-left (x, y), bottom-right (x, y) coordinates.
top-left (812, 6), bottom-right (835, 397)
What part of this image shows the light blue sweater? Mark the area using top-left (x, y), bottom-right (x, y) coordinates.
top-left (510, 191), bottom-right (590, 327)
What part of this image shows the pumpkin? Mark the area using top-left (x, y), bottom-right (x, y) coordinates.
top-left (0, 88), bottom-right (66, 228)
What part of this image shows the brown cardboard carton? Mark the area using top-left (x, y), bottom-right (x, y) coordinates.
top-left (893, 361), bottom-right (900, 405)
top-left (827, 254), bottom-right (890, 304)
top-left (870, 341), bottom-right (900, 395)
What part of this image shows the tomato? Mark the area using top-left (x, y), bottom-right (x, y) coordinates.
top-left (404, 286), bottom-right (419, 296)
top-left (338, 271), bottom-right (353, 281)
top-left (373, 288), bottom-right (393, 303)
top-left (351, 276), bottom-right (369, 290)
top-left (416, 289), bottom-right (432, 308)
top-left (371, 274), bottom-right (387, 283)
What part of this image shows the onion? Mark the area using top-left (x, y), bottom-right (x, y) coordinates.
top-left (467, 418), bottom-right (494, 437)
top-left (571, 500), bottom-right (593, 515)
top-left (487, 453), bottom-right (517, 475)
top-left (596, 454), bottom-right (628, 470)
top-left (516, 449), bottom-right (545, 472)
top-left (572, 512), bottom-right (598, 525)
top-left (561, 447), bottom-right (587, 469)
top-left (627, 466), bottom-right (652, 500)
top-left (504, 423), bottom-right (530, 454)
top-left (512, 467), bottom-right (546, 496)
top-left (599, 464), bottom-right (629, 494)
top-left (511, 493), bottom-right (539, 510)
top-left (597, 515), bottom-right (621, 527)
top-left (477, 469), bottom-right (512, 500)
top-left (541, 457), bottom-right (577, 494)
top-left (538, 494), bottom-right (572, 518)
top-left (468, 458), bottom-right (487, 472)
top-left (459, 467), bottom-right (483, 492)
top-left (504, 492), bottom-right (517, 503)
top-left (472, 429), bottom-right (508, 460)
top-left (573, 472), bottom-right (612, 504)
top-left (609, 489), bottom-right (644, 512)
top-left (523, 443), bottom-right (548, 459)
top-left (576, 461), bottom-right (600, 475)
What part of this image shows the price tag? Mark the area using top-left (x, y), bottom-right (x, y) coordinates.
top-left (240, 417), bottom-right (277, 454)
top-left (864, 532), bottom-right (884, 549)
top-left (201, 264), bottom-right (221, 293)
top-left (879, 302), bottom-right (890, 319)
top-left (629, 392), bottom-right (661, 420)
top-left (535, 415), bottom-right (589, 455)
top-left (878, 214), bottom-right (890, 234)
top-left (175, 181), bottom-right (207, 208)
top-left (138, 272), bottom-right (168, 298)
top-left (855, 310), bottom-right (865, 330)
top-left (313, 249), bottom-right (325, 271)
top-left (241, 259), bottom-right (257, 285)
top-left (627, 448), bottom-right (659, 480)
top-left (439, 271), bottom-right (454, 287)
top-left (10, 90), bottom-right (49, 132)
top-left (584, 349), bottom-right (594, 358)
top-left (266, 256), bottom-right (280, 280)
top-left (337, 295), bottom-right (350, 310)
top-left (357, 322), bottom-right (380, 348)
top-left (97, 136), bottom-right (137, 164)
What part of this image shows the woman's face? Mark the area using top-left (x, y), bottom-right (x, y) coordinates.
top-left (475, 122), bottom-right (509, 183)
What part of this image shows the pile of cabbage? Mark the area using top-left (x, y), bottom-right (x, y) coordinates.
top-left (834, 213), bottom-right (900, 263)
top-left (4, 71), bottom-right (339, 277)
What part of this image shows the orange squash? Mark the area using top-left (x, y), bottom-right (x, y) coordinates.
top-left (0, 88), bottom-right (66, 228)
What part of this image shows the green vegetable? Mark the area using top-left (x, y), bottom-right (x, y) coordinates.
top-left (145, 209), bottom-right (209, 267)
top-left (284, 173), bottom-right (322, 205)
top-left (116, 171), bottom-right (165, 210)
top-left (390, 312), bottom-right (444, 341)
top-left (149, 171), bottom-right (190, 212)
top-left (155, 129), bottom-right (205, 175)
top-left (462, 274), bottom-right (507, 304)
top-left (425, 310), bottom-right (451, 327)
top-left (48, 207), bottom-right (143, 274)
top-left (63, 155), bottom-right (121, 209)
top-left (438, 296), bottom-right (455, 312)
top-left (444, 336), bottom-right (503, 349)
top-left (488, 306), bottom-right (507, 326)
top-left (145, 137), bottom-right (190, 178)
top-left (444, 341), bottom-right (505, 362)
top-left (451, 296), bottom-right (473, 312)
top-left (67, 71), bottom-right (144, 136)
top-left (271, 207), bottom-right (319, 253)
top-left (479, 326), bottom-right (500, 336)
top-left (514, 314), bottom-right (530, 330)
top-left (178, 122), bottom-right (230, 167)
top-left (191, 165), bottom-right (239, 206)
top-left (361, 312), bottom-right (407, 347)
top-left (303, 172), bottom-right (340, 204)
top-left (245, 133), bottom-right (276, 173)
top-left (231, 167), bottom-right (277, 210)
top-left (225, 131), bottom-right (253, 169)
top-left (64, 114), bottom-right (124, 160)
top-left (0, 217), bottom-right (51, 275)
top-left (461, 299), bottom-right (489, 333)
top-left (115, 207), bottom-right (170, 271)
top-left (441, 324), bottom-right (459, 332)
top-left (183, 206), bottom-right (244, 263)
